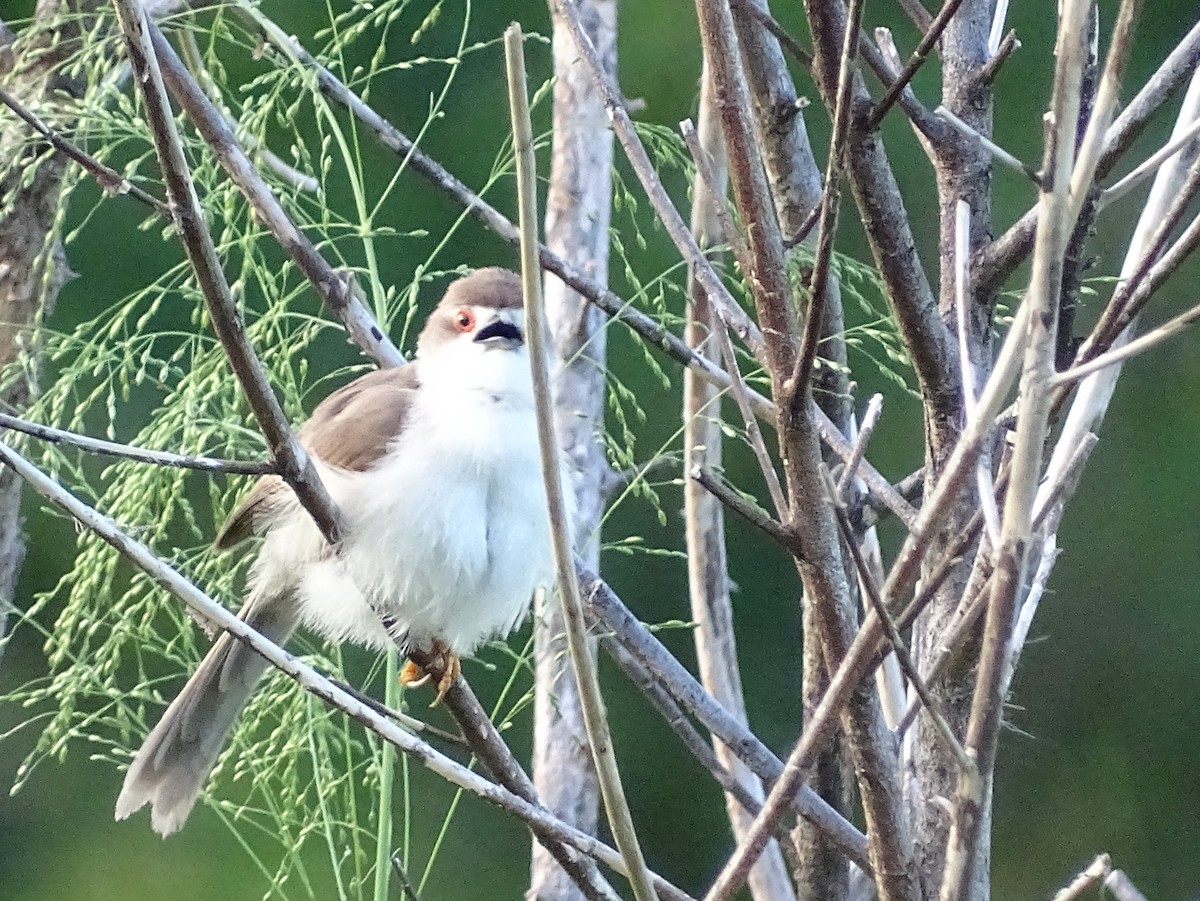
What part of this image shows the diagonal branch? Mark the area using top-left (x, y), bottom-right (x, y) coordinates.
top-left (555, 0), bottom-right (766, 361)
top-left (111, 0), bottom-right (342, 544)
top-left (147, 23), bottom-right (403, 370)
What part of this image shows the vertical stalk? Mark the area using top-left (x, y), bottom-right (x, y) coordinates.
top-left (504, 25), bottom-right (659, 901)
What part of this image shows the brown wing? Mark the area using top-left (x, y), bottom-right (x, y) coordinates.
top-left (213, 364), bottom-right (421, 551)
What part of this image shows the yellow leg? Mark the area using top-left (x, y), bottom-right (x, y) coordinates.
top-left (431, 649), bottom-right (460, 708)
top-left (398, 640), bottom-right (460, 707)
top-left (399, 659), bottom-right (431, 689)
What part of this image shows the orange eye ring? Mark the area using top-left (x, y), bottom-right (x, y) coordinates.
top-left (453, 308), bottom-right (475, 333)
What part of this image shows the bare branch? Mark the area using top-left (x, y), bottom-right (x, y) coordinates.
top-left (938, 1), bottom-right (1091, 894)
top-left (112, 0), bottom-right (343, 544)
top-left (0, 83), bottom-right (168, 213)
top-left (583, 569), bottom-right (873, 873)
top-left (555, 0), bottom-right (766, 360)
top-left (0, 412), bottom-right (275, 474)
top-left (683, 61), bottom-right (796, 901)
top-left (147, 23), bottom-right (403, 370)
top-left (867, 0), bottom-right (970, 129)
top-left (533, 1), bottom-right (613, 897)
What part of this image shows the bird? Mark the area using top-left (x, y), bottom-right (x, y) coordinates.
top-left (115, 267), bottom-right (565, 836)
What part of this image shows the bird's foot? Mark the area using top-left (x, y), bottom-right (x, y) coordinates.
top-left (398, 641), bottom-right (460, 708)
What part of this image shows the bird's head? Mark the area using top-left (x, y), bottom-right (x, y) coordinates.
top-left (415, 268), bottom-right (531, 395)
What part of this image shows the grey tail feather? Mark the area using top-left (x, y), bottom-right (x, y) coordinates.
top-left (115, 591), bottom-right (298, 836)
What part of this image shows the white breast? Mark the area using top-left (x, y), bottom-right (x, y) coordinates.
top-left (283, 354), bottom-right (563, 658)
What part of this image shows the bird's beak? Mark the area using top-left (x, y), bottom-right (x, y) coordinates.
top-left (473, 318), bottom-right (524, 346)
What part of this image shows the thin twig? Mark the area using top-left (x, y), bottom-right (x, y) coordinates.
top-left (791, 0), bottom-right (865, 406)
top-left (112, 0), bottom-right (343, 544)
top-left (938, 2), bottom-right (1091, 894)
top-left (1052, 854), bottom-right (1111, 901)
top-left (406, 647), bottom-right (621, 901)
top-left (1102, 114), bottom-right (1200, 207)
top-left (0, 437), bottom-right (689, 899)
top-left (936, 105), bottom-right (1041, 183)
top-left (148, 23), bottom-right (403, 370)
top-left (729, 0), bottom-right (812, 69)
top-left (582, 568), bottom-right (873, 873)
top-left (0, 83), bottom-right (168, 213)
top-left (505, 25), bottom-right (659, 901)
top-left (711, 318), bottom-right (787, 516)
top-left (680, 118), bottom-right (750, 268)
top-left (831, 494), bottom-right (973, 773)
top-left (0, 412), bottom-right (275, 475)
top-left (976, 20), bottom-right (1200, 293)
top-left (1068, 0), bottom-right (1145, 223)
top-left (834, 393), bottom-right (882, 497)
top-left (977, 30), bottom-right (1019, 86)
top-left (1052, 292), bottom-right (1200, 386)
top-left (691, 467), bottom-right (796, 553)
top-left (1104, 870), bottom-right (1150, 901)
top-left (867, 0), bottom-right (969, 129)
top-left (557, 0), bottom-right (767, 361)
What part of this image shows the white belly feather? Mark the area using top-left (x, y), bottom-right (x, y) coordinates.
top-left (282, 375), bottom-right (560, 657)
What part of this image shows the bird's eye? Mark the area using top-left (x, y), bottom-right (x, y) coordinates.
top-left (454, 308), bottom-right (475, 332)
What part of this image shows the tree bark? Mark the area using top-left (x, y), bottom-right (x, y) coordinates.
top-left (531, 1), bottom-right (615, 897)
top-left (0, 0), bottom-right (82, 665)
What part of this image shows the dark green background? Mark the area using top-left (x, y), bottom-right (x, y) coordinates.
top-left (2, 1), bottom-right (1199, 899)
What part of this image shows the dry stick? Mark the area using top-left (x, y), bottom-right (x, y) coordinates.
top-left (834, 394), bottom-right (882, 497)
top-left (1052, 854), bottom-right (1111, 901)
top-left (1104, 870), bottom-right (1150, 901)
top-left (1102, 114), bottom-right (1200, 207)
top-left (938, 1), bottom-right (1091, 897)
top-left (147, 23), bottom-right (404, 370)
top-left (555, 0), bottom-right (766, 361)
top-left (704, 1), bottom-right (919, 898)
top-left (936, 105), bottom-right (1041, 183)
top-left (866, 0), bottom-right (969, 129)
top-left (1052, 280), bottom-right (1200, 387)
top-left (830, 493), bottom-right (972, 773)
top-left (679, 118), bottom-right (751, 271)
top-left (0, 412), bottom-right (275, 475)
top-left (681, 64), bottom-right (796, 901)
top-left (504, 25), bottom-right (658, 901)
top-left (1077, 155), bottom-right (1200, 361)
top-left (697, 508), bottom-right (981, 901)
top-left (729, 0), bottom-right (813, 69)
top-left (111, 0), bottom-right (342, 544)
top-left (807, 0), bottom-right (959, 441)
top-left (0, 439), bottom-right (690, 901)
top-left (1066, 0), bottom-right (1145, 224)
top-left (873, 27), bottom-right (938, 166)
top-left (975, 19), bottom-right (1200, 293)
top-left (218, 1), bottom-right (915, 531)
top-left (709, 319), bottom-right (787, 517)
top-left (0, 84), bottom-right (169, 214)
top-left (582, 570), bottom-right (873, 874)
top-left (406, 646), bottom-right (621, 901)
top-left (977, 30), bottom-right (1018, 87)
top-left (691, 467), bottom-right (796, 553)
top-left (532, 1), bottom-right (614, 896)
top-left (599, 633), bottom-right (805, 878)
top-left (791, 0), bottom-right (864, 404)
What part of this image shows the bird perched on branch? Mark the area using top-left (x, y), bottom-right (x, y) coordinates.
top-left (116, 267), bottom-right (565, 836)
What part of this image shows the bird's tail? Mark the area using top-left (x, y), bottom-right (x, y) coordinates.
top-left (115, 590), bottom-right (298, 836)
